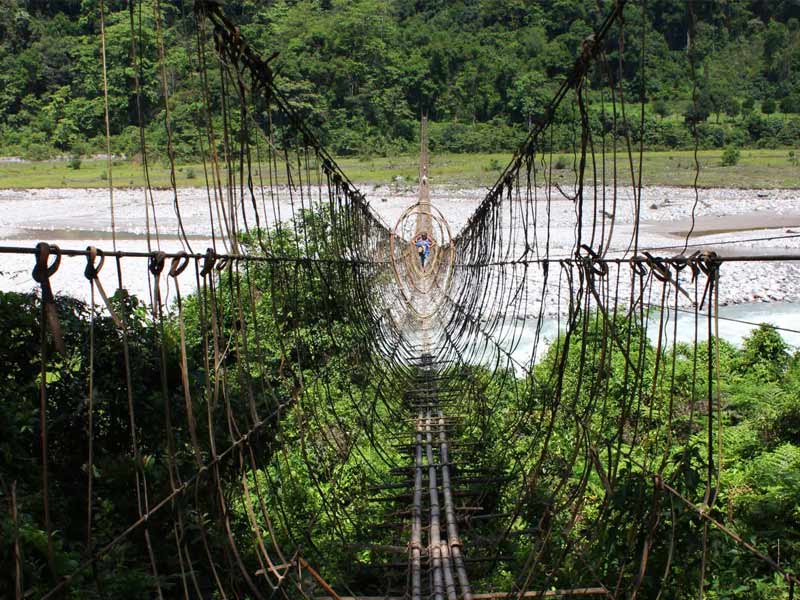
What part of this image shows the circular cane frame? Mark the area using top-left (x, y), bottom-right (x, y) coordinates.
top-left (389, 202), bottom-right (456, 319)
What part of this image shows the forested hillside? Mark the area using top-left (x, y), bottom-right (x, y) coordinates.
top-left (1, 0), bottom-right (800, 159)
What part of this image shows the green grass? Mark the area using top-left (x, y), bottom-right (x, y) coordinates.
top-left (0, 148), bottom-right (798, 190)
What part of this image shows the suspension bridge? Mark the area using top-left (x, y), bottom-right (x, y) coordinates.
top-left (1, 0), bottom-right (799, 598)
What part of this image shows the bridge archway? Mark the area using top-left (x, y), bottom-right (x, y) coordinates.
top-left (390, 201), bottom-right (455, 318)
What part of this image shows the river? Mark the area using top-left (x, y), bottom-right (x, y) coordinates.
top-left (2, 186), bottom-right (800, 356)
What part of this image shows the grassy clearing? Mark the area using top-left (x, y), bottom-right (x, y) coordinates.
top-left (0, 148), bottom-right (797, 190)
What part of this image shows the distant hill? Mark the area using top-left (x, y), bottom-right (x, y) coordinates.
top-left (1, 0), bottom-right (799, 158)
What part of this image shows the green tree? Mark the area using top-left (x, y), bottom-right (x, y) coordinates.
top-left (723, 96), bottom-right (741, 119)
top-left (740, 324), bottom-right (790, 379)
top-left (652, 98), bottom-right (670, 119)
top-left (684, 89), bottom-right (713, 125)
top-left (508, 71), bottom-right (550, 128)
top-left (780, 95), bottom-right (800, 114)
top-left (763, 19), bottom-right (789, 82)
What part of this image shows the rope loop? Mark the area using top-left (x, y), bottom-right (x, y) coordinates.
top-left (148, 251), bottom-right (167, 277)
top-left (84, 246), bottom-right (105, 281)
top-left (32, 242), bottom-right (64, 354)
top-left (643, 252), bottom-right (671, 283)
top-left (671, 253), bottom-right (689, 272)
top-left (200, 248), bottom-right (217, 277)
top-left (682, 250), bottom-right (702, 280)
top-left (32, 242), bottom-right (61, 285)
top-left (169, 252), bottom-right (191, 278)
top-left (697, 250), bottom-right (719, 277)
top-left (216, 255), bottom-right (231, 272)
top-left (630, 255), bottom-right (648, 278)
top-left (580, 244), bottom-right (608, 277)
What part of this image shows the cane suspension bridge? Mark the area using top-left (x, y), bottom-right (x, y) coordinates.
top-left (1, 1), bottom-right (798, 599)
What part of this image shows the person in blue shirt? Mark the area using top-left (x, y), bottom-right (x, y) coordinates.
top-left (415, 232), bottom-right (432, 270)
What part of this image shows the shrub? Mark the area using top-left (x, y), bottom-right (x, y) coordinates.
top-left (659, 121), bottom-right (692, 148)
top-left (745, 113), bottom-right (769, 141)
top-left (726, 128), bottom-right (747, 147)
top-left (185, 167), bottom-right (196, 179)
top-left (742, 97), bottom-right (755, 112)
top-left (722, 145), bottom-right (740, 166)
top-left (684, 103), bottom-right (710, 125)
top-left (740, 323), bottom-right (790, 378)
top-left (67, 154), bottom-right (81, 170)
top-left (652, 99), bottom-right (669, 119)
top-left (777, 118), bottom-right (800, 145)
top-left (723, 97), bottom-right (741, 118)
top-left (554, 156), bottom-right (569, 170)
top-left (24, 143), bottom-right (53, 161)
top-left (698, 124), bottom-right (726, 148)
top-left (779, 95), bottom-right (800, 114)
top-left (761, 98), bottom-right (777, 115)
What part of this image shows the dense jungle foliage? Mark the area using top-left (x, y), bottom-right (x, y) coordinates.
top-left (1, 0), bottom-right (800, 159)
top-left (0, 207), bottom-right (394, 597)
top-left (1, 209), bottom-right (800, 596)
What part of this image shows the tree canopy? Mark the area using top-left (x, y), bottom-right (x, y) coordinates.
top-left (1, 0), bottom-right (799, 158)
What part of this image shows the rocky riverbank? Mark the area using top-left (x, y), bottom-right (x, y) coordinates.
top-left (1, 186), bottom-right (799, 308)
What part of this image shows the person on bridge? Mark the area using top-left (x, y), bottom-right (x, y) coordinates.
top-left (415, 232), bottom-right (432, 271)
